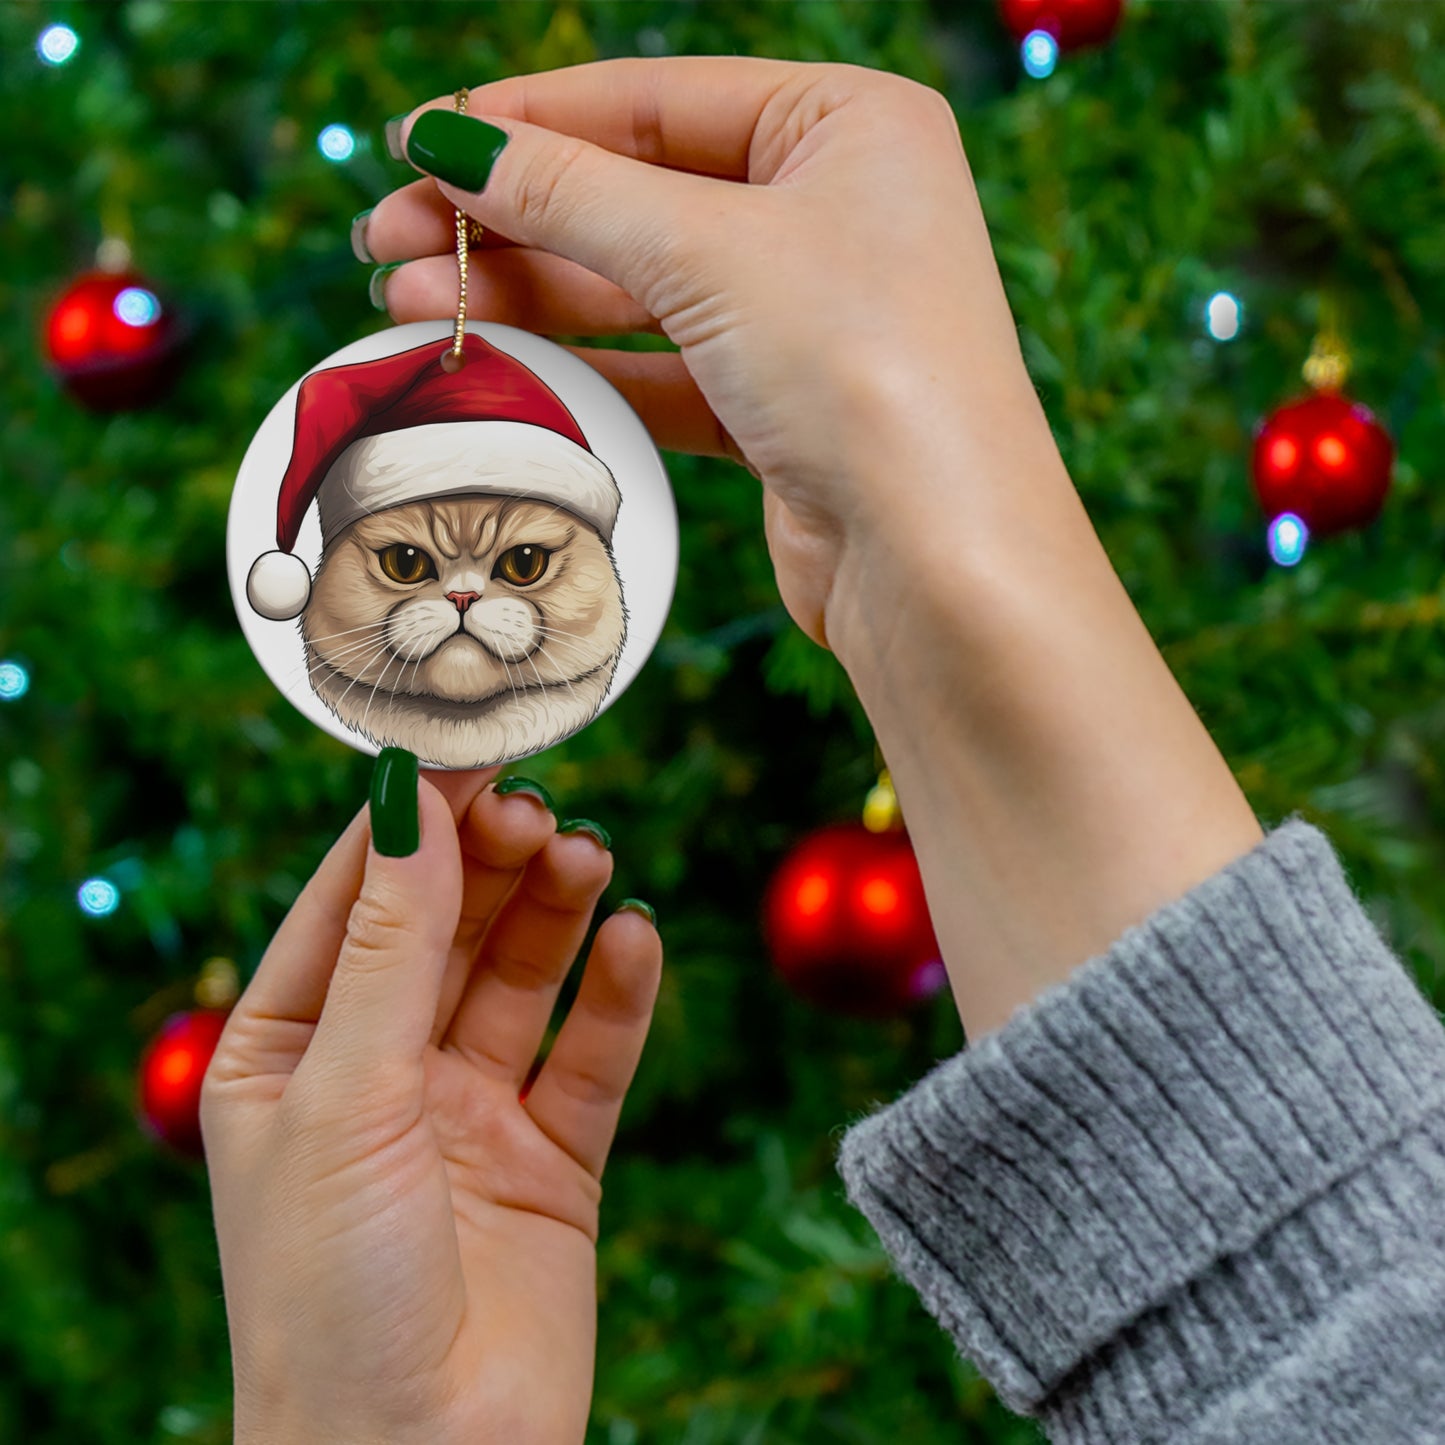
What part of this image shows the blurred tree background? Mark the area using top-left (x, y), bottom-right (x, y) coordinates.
top-left (2, 1), bottom-right (1444, 1442)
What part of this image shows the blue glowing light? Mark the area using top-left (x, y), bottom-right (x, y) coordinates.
top-left (1022, 30), bottom-right (1059, 79)
top-left (38, 24), bottom-right (79, 66)
top-left (318, 124), bottom-right (356, 162)
top-left (78, 877), bottom-right (121, 918)
top-left (1268, 512), bottom-right (1309, 567)
top-left (114, 287), bottom-right (161, 328)
top-left (1206, 291), bottom-right (1243, 342)
top-left (0, 660), bottom-right (29, 701)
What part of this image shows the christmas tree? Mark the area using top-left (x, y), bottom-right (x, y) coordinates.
top-left (2, 3), bottom-right (1443, 1442)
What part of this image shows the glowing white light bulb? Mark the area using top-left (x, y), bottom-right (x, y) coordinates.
top-left (1206, 291), bottom-right (1243, 342)
top-left (114, 287), bottom-right (161, 327)
top-left (0, 660), bottom-right (29, 700)
top-left (38, 24), bottom-right (79, 66)
top-left (1022, 30), bottom-right (1059, 79)
top-left (78, 878), bottom-right (121, 917)
top-left (1267, 512), bottom-right (1309, 567)
top-left (318, 124), bottom-right (356, 162)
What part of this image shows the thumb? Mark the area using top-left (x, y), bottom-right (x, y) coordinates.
top-left (302, 751), bottom-right (463, 1090)
top-left (398, 106), bottom-right (744, 316)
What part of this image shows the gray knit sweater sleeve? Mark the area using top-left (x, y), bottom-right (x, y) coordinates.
top-left (835, 818), bottom-right (1445, 1443)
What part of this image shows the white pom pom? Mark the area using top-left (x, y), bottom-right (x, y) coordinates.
top-left (246, 550), bottom-right (312, 621)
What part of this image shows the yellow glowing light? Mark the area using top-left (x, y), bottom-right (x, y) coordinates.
top-left (794, 873), bottom-right (831, 918)
top-left (159, 1048), bottom-right (195, 1087)
top-left (859, 877), bottom-right (900, 918)
top-left (1316, 434), bottom-right (1347, 468)
top-left (55, 303), bottom-right (92, 347)
top-left (1268, 437), bottom-right (1299, 474)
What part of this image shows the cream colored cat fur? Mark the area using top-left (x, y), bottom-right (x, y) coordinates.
top-left (301, 495), bottom-right (626, 768)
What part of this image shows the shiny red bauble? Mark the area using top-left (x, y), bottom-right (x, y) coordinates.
top-left (137, 1009), bottom-right (230, 1157)
top-left (1251, 392), bottom-right (1394, 537)
top-left (44, 269), bottom-right (182, 410)
top-left (763, 823), bottom-right (945, 1017)
top-left (998, 0), bottom-right (1125, 49)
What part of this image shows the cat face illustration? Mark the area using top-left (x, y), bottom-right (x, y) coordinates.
top-left (301, 494), bottom-right (627, 768)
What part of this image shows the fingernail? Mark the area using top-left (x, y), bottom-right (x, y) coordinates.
top-left (350, 208), bottom-right (375, 264)
top-left (558, 818), bottom-right (612, 850)
top-left (617, 898), bottom-right (656, 926)
top-left (368, 261), bottom-right (403, 311)
top-left (384, 113), bottom-right (409, 162)
top-left (493, 775), bottom-right (555, 812)
top-left (405, 110), bottom-right (510, 192)
top-left (370, 747), bottom-right (419, 857)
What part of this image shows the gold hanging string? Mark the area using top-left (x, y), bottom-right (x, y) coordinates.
top-left (442, 88), bottom-right (480, 372)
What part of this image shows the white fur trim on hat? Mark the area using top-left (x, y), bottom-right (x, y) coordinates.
top-left (247, 550), bottom-right (312, 621)
top-left (315, 420), bottom-right (621, 548)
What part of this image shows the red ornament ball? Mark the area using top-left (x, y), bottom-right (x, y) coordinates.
top-left (998, 0), bottom-right (1125, 49)
top-left (1251, 392), bottom-right (1394, 538)
top-left (137, 1009), bottom-right (230, 1157)
top-left (44, 269), bottom-right (182, 410)
top-left (763, 822), bottom-right (945, 1018)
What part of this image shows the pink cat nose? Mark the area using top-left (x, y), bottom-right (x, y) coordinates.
top-left (446, 590), bottom-right (480, 614)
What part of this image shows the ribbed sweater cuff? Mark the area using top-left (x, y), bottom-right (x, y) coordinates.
top-left (835, 817), bottom-right (1445, 1434)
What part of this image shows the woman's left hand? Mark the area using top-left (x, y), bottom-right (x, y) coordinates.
top-left (201, 765), bottom-right (662, 1445)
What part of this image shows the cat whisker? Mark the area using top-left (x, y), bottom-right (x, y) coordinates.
top-left (522, 648), bottom-right (582, 715)
top-left (275, 634), bottom-right (390, 693)
top-left (299, 622), bottom-right (391, 648)
top-left (399, 632), bottom-right (433, 703)
top-left (329, 639), bottom-right (399, 716)
top-left (299, 644), bottom-right (393, 689)
top-left (305, 633), bottom-right (397, 668)
top-left (359, 636), bottom-right (412, 742)
top-left (531, 625), bottom-right (606, 671)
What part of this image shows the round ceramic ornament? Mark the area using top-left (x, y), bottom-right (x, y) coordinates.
top-left (227, 319), bottom-right (677, 769)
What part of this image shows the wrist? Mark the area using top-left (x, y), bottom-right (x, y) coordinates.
top-left (824, 372), bottom-right (1077, 674)
top-left (824, 422), bottom-right (1262, 1039)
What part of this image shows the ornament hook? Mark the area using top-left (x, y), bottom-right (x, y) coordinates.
top-left (1303, 294), bottom-right (1350, 393)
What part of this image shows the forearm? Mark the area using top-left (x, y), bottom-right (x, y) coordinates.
top-left (827, 388), bottom-right (1262, 1040)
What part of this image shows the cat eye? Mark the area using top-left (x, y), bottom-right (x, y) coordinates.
top-left (494, 544), bottom-right (550, 587)
top-left (377, 544), bottom-right (437, 585)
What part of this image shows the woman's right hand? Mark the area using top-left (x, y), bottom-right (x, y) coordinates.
top-left (361, 57), bottom-right (1066, 656)
top-left (363, 58), bottom-right (1264, 1043)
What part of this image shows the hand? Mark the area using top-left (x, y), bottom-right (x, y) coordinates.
top-left (362, 59), bottom-right (1262, 1040)
top-left (362, 56), bottom-right (1056, 654)
top-left (201, 767), bottom-right (662, 1445)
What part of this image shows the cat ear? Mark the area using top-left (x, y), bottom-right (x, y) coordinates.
top-left (247, 549), bottom-right (312, 621)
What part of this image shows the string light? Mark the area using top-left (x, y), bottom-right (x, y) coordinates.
top-left (1267, 512), bottom-right (1309, 567)
top-left (0, 660), bottom-right (29, 701)
top-left (37, 24), bottom-right (79, 66)
top-left (1022, 30), bottom-right (1060, 78)
top-left (1205, 291), bottom-right (1243, 341)
top-left (77, 878), bottom-right (121, 917)
top-left (317, 124), bottom-right (356, 162)
top-left (113, 287), bottom-right (162, 328)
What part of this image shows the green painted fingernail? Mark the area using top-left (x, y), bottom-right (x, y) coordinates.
top-left (559, 818), bottom-right (612, 850)
top-left (370, 748), bottom-right (419, 857)
top-left (350, 208), bottom-right (375, 264)
top-left (494, 775), bottom-right (555, 811)
top-left (617, 898), bottom-right (656, 926)
top-left (369, 261), bottom-right (403, 311)
top-left (405, 110), bottom-right (510, 192)
top-left (384, 113), bottom-right (409, 161)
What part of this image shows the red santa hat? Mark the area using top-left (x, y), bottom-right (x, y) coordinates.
top-left (245, 333), bottom-right (621, 621)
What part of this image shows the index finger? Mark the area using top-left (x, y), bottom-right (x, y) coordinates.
top-left (412, 55), bottom-right (809, 181)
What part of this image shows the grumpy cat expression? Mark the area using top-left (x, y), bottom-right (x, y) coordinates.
top-left (302, 495), bottom-right (627, 767)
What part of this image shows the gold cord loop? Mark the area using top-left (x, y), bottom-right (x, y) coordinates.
top-left (442, 87), bottom-right (479, 371)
